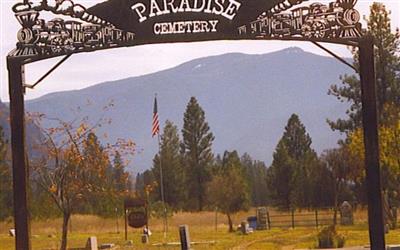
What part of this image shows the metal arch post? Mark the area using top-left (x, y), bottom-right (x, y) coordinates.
top-left (7, 58), bottom-right (31, 250)
top-left (6, 54), bottom-right (72, 249)
top-left (358, 35), bottom-right (385, 249)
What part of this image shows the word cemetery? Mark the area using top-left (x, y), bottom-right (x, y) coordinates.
top-left (154, 20), bottom-right (218, 34)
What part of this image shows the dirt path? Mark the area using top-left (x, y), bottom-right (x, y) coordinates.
top-left (232, 232), bottom-right (314, 250)
top-left (281, 245), bottom-right (296, 250)
top-left (231, 235), bottom-right (276, 250)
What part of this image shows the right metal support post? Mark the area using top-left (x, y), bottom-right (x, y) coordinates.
top-left (358, 35), bottom-right (385, 249)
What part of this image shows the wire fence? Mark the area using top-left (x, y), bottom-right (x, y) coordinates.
top-left (266, 208), bottom-right (336, 229)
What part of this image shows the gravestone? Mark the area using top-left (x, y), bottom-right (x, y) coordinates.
top-left (390, 190), bottom-right (399, 228)
top-left (86, 236), bottom-right (98, 250)
top-left (387, 245), bottom-right (400, 250)
top-left (240, 221), bottom-right (247, 235)
top-left (256, 207), bottom-right (268, 230)
top-left (340, 201), bottom-right (354, 225)
top-left (141, 234), bottom-right (149, 243)
top-left (179, 225), bottom-right (191, 250)
top-left (240, 221), bottom-right (253, 234)
top-left (99, 243), bottom-right (115, 249)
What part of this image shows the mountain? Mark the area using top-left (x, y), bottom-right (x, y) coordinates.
top-left (25, 47), bottom-right (352, 172)
top-left (0, 101), bottom-right (44, 159)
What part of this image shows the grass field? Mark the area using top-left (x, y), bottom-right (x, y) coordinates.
top-left (1, 209), bottom-right (399, 249)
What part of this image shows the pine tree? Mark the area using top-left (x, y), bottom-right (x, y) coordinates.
top-left (266, 114), bottom-right (318, 209)
top-left (82, 132), bottom-right (111, 179)
top-left (181, 97), bottom-right (214, 211)
top-left (254, 161), bottom-right (269, 206)
top-left (241, 153), bottom-right (268, 206)
top-left (113, 151), bottom-right (129, 193)
top-left (135, 170), bottom-right (156, 202)
top-left (282, 114), bottom-right (314, 161)
top-left (328, 3), bottom-right (400, 133)
top-left (241, 153), bottom-right (255, 203)
top-left (221, 151), bottom-right (243, 173)
top-left (266, 140), bottom-right (294, 209)
top-left (135, 173), bottom-right (144, 194)
top-left (152, 120), bottom-right (186, 209)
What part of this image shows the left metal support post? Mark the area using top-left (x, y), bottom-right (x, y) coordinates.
top-left (7, 58), bottom-right (31, 250)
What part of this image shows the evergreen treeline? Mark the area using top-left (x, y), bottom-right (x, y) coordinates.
top-left (135, 98), bottom-right (334, 213)
top-left (135, 97), bottom-right (259, 224)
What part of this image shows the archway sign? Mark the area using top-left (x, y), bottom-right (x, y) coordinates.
top-left (6, 0), bottom-right (383, 249)
top-left (10, 0), bottom-right (364, 61)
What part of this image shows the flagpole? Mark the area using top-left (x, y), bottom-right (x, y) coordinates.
top-left (153, 93), bottom-right (168, 239)
top-left (157, 132), bottom-right (168, 239)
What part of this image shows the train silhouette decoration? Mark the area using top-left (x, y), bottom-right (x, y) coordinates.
top-left (10, 0), bottom-right (362, 59)
top-left (14, 9), bottom-right (135, 57)
top-left (238, 0), bottom-right (362, 40)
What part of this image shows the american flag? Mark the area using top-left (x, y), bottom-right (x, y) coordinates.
top-left (152, 96), bottom-right (160, 137)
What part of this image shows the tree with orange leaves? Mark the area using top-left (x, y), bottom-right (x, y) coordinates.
top-left (29, 106), bottom-right (135, 250)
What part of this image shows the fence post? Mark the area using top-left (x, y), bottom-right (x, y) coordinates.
top-left (291, 209), bottom-right (295, 229)
top-left (315, 210), bottom-right (319, 228)
top-left (267, 211), bottom-right (271, 229)
top-left (215, 207), bottom-right (218, 232)
top-left (124, 209), bottom-right (128, 241)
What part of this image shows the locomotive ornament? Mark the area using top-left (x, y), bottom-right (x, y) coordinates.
top-left (238, 0), bottom-right (362, 40)
top-left (10, 0), bottom-right (135, 59)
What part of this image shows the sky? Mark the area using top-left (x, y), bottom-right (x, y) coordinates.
top-left (1, 0), bottom-right (399, 101)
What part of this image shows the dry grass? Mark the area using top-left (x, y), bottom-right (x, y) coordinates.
top-left (1, 209), bottom-right (399, 250)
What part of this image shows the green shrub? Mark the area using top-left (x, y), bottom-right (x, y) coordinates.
top-left (149, 201), bottom-right (173, 219)
top-left (317, 225), bottom-right (345, 248)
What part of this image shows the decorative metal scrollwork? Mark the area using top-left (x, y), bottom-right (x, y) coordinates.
top-left (8, 0), bottom-right (363, 61)
top-left (9, 0), bottom-right (135, 59)
top-left (238, 0), bottom-right (362, 40)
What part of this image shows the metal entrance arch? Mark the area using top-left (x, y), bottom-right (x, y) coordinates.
top-left (7, 0), bottom-right (384, 249)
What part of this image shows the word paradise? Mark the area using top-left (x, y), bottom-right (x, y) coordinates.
top-left (131, 0), bottom-right (242, 22)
